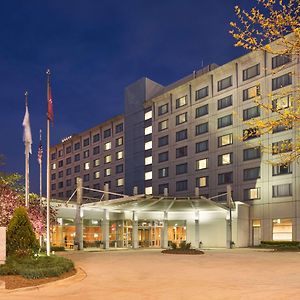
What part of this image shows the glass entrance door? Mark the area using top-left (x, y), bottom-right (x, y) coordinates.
top-left (138, 220), bottom-right (162, 248)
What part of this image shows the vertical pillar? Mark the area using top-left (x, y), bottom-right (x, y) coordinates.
top-left (104, 183), bottom-right (109, 201)
top-left (195, 210), bottom-right (200, 248)
top-left (133, 186), bottom-right (138, 196)
top-left (227, 184), bottom-right (233, 249)
top-left (161, 211), bottom-right (168, 249)
top-left (75, 177), bottom-right (83, 250)
top-left (103, 209), bottom-right (110, 249)
top-left (132, 211), bottom-right (138, 249)
top-left (0, 227), bottom-right (6, 264)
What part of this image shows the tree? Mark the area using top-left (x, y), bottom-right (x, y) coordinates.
top-left (230, 0), bottom-right (300, 165)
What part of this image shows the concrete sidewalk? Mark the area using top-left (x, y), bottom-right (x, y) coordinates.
top-left (1, 248), bottom-right (300, 299)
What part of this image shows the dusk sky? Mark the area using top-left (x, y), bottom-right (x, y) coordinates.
top-left (0, 0), bottom-right (253, 193)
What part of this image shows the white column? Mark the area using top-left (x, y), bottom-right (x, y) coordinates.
top-left (195, 210), bottom-right (200, 248)
top-left (103, 209), bottom-right (110, 249)
top-left (161, 211), bottom-right (168, 249)
top-left (75, 177), bottom-right (83, 250)
top-left (0, 227), bottom-right (6, 264)
top-left (132, 211), bottom-right (138, 249)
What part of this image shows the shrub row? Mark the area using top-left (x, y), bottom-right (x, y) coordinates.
top-left (260, 241), bottom-right (300, 247)
top-left (40, 246), bottom-right (66, 252)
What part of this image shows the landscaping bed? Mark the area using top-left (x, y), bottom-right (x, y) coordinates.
top-left (258, 241), bottom-right (300, 252)
top-left (162, 249), bottom-right (204, 255)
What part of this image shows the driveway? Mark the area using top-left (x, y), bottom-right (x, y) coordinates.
top-left (1, 248), bottom-right (300, 300)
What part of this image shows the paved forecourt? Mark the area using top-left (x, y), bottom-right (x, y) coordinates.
top-left (1, 248), bottom-right (300, 300)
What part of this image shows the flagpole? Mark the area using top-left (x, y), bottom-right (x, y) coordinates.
top-left (46, 70), bottom-right (51, 256)
top-left (24, 91), bottom-right (29, 208)
top-left (39, 129), bottom-right (42, 205)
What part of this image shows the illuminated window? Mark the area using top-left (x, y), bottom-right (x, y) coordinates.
top-left (104, 155), bottom-right (112, 164)
top-left (218, 133), bottom-right (233, 147)
top-left (145, 156), bottom-right (152, 165)
top-left (196, 176), bottom-right (208, 188)
top-left (94, 171), bottom-right (100, 179)
top-left (272, 94), bottom-right (290, 110)
top-left (218, 153), bottom-right (232, 166)
top-left (94, 159), bottom-right (100, 167)
top-left (51, 163), bottom-right (57, 170)
top-left (158, 120), bottom-right (168, 131)
top-left (145, 186), bottom-right (152, 195)
top-left (176, 112), bottom-right (187, 125)
top-left (104, 168), bottom-right (111, 177)
top-left (84, 162), bottom-right (90, 170)
top-left (145, 171), bottom-right (152, 180)
top-left (176, 96), bottom-right (187, 108)
top-left (115, 137), bottom-right (123, 147)
top-left (145, 141), bottom-right (152, 150)
top-left (116, 178), bottom-right (124, 187)
top-left (196, 158), bottom-right (208, 170)
top-left (243, 85), bottom-right (260, 101)
top-left (116, 151), bottom-right (123, 160)
top-left (244, 188), bottom-right (260, 200)
top-left (144, 110), bottom-right (152, 120)
top-left (144, 126), bottom-right (152, 135)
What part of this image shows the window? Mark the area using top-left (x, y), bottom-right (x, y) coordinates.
top-left (116, 151), bottom-right (123, 160)
top-left (58, 160), bottom-right (63, 168)
top-left (103, 128), bottom-right (111, 138)
top-left (144, 110), bottom-right (152, 120)
top-left (218, 76), bottom-right (232, 91)
top-left (176, 180), bottom-right (188, 191)
top-left (93, 183), bottom-right (100, 190)
top-left (158, 151), bottom-right (168, 162)
top-left (51, 183), bottom-right (56, 191)
top-left (159, 183), bottom-right (169, 195)
top-left (243, 64), bottom-right (260, 81)
top-left (51, 173), bottom-right (56, 180)
top-left (196, 176), bottom-right (208, 188)
top-left (93, 133), bottom-right (100, 143)
top-left (94, 171), bottom-right (100, 179)
top-left (273, 163), bottom-right (292, 176)
top-left (218, 133), bottom-right (233, 147)
top-left (176, 95), bottom-right (187, 108)
top-left (145, 186), bottom-right (153, 195)
top-left (104, 155), bottom-right (112, 163)
top-left (115, 137), bottom-right (123, 147)
top-left (244, 188), bottom-right (261, 200)
top-left (74, 165), bottom-right (80, 173)
top-left (158, 120), bottom-right (168, 131)
top-left (194, 141), bottom-right (208, 154)
top-left (176, 112), bottom-right (187, 125)
top-left (195, 104), bottom-right (208, 118)
top-left (218, 114), bottom-right (232, 128)
top-left (145, 141), bottom-right (152, 150)
top-left (144, 126), bottom-right (152, 135)
top-left (158, 135), bottom-right (168, 147)
top-left (74, 154), bottom-right (80, 162)
top-left (272, 73), bottom-right (292, 91)
top-left (74, 142), bottom-right (80, 151)
top-left (176, 146), bottom-right (188, 158)
top-left (66, 168), bottom-right (71, 175)
top-left (66, 157), bottom-right (71, 165)
top-left (195, 122), bottom-right (208, 135)
top-left (272, 94), bottom-right (291, 111)
top-left (115, 123), bottom-right (123, 133)
top-left (104, 142), bottom-right (111, 151)
top-left (272, 54), bottom-right (291, 69)
top-left (218, 95), bottom-right (232, 110)
top-left (83, 174), bottom-right (89, 182)
top-left (116, 178), bottom-right (124, 187)
top-left (84, 162), bottom-right (90, 170)
top-left (58, 150), bottom-right (63, 157)
top-left (218, 153), bottom-right (232, 166)
top-left (244, 167), bottom-right (260, 180)
top-left (195, 86), bottom-right (209, 100)
top-left (58, 171), bottom-right (63, 178)
top-left (272, 124), bottom-right (292, 133)
top-left (83, 150), bottom-right (89, 158)
top-left (243, 147), bottom-right (261, 161)
top-left (218, 172), bottom-right (233, 184)
top-left (243, 85), bottom-right (260, 101)
top-left (104, 168), bottom-right (111, 176)
top-left (196, 158), bottom-right (208, 170)
top-left (243, 128), bottom-right (260, 141)
top-left (93, 146), bottom-right (100, 155)
top-left (66, 146), bottom-right (71, 154)
top-left (104, 181), bottom-right (111, 188)
top-left (243, 106), bottom-right (260, 121)
top-left (176, 129), bottom-right (188, 142)
top-left (145, 171), bottom-right (152, 180)
top-left (176, 163), bottom-right (188, 175)
top-left (66, 179), bottom-right (72, 187)
top-left (272, 184), bottom-right (292, 197)
top-left (83, 138), bottom-right (90, 147)
top-left (158, 103), bottom-right (168, 116)
top-left (51, 153), bottom-right (57, 160)
top-left (94, 159), bottom-right (100, 167)
top-left (116, 164), bottom-right (124, 174)
top-left (145, 156), bottom-right (152, 165)
top-left (158, 167), bottom-right (169, 178)
top-left (272, 139), bottom-right (292, 154)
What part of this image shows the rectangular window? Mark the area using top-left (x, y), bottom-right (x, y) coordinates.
top-left (145, 156), bottom-right (152, 165)
top-left (66, 146), bottom-right (71, 154)
top-left (158, 183), bottom-right (169, 195)
top-left (272, 163), bottom-right (292, 176)
top-left (103, 128), bottom-right (111, 138)
top-left (66, 168), bottom-right (71, 175)
top-left (243, 85), bottom-right (260, 101)
top-left (176, 146), bottom-right (188, 158)
top-left (145, 171), bottom-right (152, 180)
top-left (176, 163), bottom-right (188, 175)
top-left (158, 120), bottom-right (168, 131)
top-left (145, 141), bottom-right (152, 150)
top-left (58, 150), bottom-right (63, 157)
top-left (115, 123), bottom-right (123, 133)
top-left (218, 172), bottom-right (233, 184)
top-left (195, 104), bottom-right (208, 118)
top-left (176, 129), bottom-right (188, 142)
top-left (58, 160), bottom-right (63, 168)
top-left (116, 151), bottom-right (123, 160)
top-left (74, 142), bottom-right (80, 151)
top-left (176, 95), bottom-right (187, 108)
top-left (272, 184), bottom-right (292, 197)
top-left (94, 171), bottom-right (100, 179)
top-left (115, 137), bottom-right (123, 147)
top-left (195, 86), bottom-right (209, 100)
top-left (94, 159), bottom-right (100, 167)
top-left (93, 146), bottom-right (100, 155)
top-left (104, 168), bottom-right (111, 177)
top-left (58, 181), bottom-right (63, 188)
top-left (116, 164), bottom-right (124, 174)
top-left (196, 158), bottom-right (208, 170)
top-left (158, 167), bottom-right (169, 178)
top-left (58, 171), bottom-right (63, 178)
top-left (144, 126), bottom-right (152, 135)
top-left (218, 153), bottom-right (233, 166)
top-left (93, 134), bottom-right (100, 143)
top-left (243, 106), bottom-right (260, 121)
top-left (104, 155), bottom-right (112, 163)
top-left (66, 179), bottom-right (72, 187)
top-left (176, 112), bottom-right (187, 125)
top-left (243, 147), bottom-right (261, 161)
top-left (196, 176), bottom-right (208, 188)
top-left (218, 95), bottom-right (232, 110)
top-left (272, 139), bottom-right (292, 154)
top-left (74, 165), bottom-right (80, 173)
top-left (244, 167), bottom-right (260, 181)
top-left (51, 173), bottom-right (56, 180)
top-left (176, 180), bottom-right (188, 191)
top-left (84, 162), bottom-right (90, 170)
top-left (195, 122), bottom-right (208, 135)
top-left (66, 157), bottom-right (71, 165)
top-left (158, 103), bottom-right (168, 116)
top-left (144, 110), bottom-right (152, 120)
top-left (243, 63), bottom-right (260, 81)
top-left (244, 188), bottom-right (261, 200)
top-left (272, 54), bottom-right (291, 69)
top-left (272, 73), bottom-right (292, 91)
top-left (272, 94), bottom-right (291, 111)
top-left (218, 133), bottom-right (233, 147)
top-left (243, 128), bottom-right (260, 141)
top-left (116, 178), bottom-right (124, 187)
top-left (83, 150), bottom-right (89, 158)
top-left (158, 135), bottom-right (169, 147)
top-left (158, 151), bottom-right (168, 162)
top-left (83, 174), bottom-right (89, 182)
top-left (218, 114), bottom-right (232, 129)
top-left (51, 153), bottom-right (57, 160)
top-left (51, 183), bottom-right (56, 191)
top-left (83, 138), bottom-right (90, 147)
top-left (272, 124), bottom-right (292, 133)
top-left (218, 76), bottom-right (232, 91)
top-left (195, 140), bottom-right (208, 153)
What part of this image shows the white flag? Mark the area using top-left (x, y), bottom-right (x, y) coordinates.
top-left (22, 105), bottom-right (32, 154)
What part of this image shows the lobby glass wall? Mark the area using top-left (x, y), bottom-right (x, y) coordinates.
top-left (168, 220), bottom-right (186, 246)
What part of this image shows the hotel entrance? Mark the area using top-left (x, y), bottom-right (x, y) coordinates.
top-left (138, 220), bottom-right (163, 248)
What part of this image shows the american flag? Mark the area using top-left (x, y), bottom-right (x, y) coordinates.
top-left (38, 130), bottom-right (43, 165)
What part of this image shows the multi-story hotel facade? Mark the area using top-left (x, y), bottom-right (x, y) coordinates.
top-left (50, 44), bottom-right (300, 248)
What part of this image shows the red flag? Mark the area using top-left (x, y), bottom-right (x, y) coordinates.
top-left (47, 72), bottom-right (54, 123)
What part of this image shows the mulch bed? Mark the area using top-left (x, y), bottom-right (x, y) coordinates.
top-left (0, 269), bottom-right (76, 290)
top-left (162, 249), bottom-right (204, 255)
